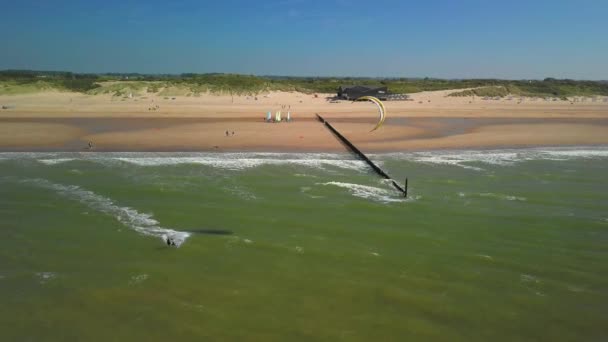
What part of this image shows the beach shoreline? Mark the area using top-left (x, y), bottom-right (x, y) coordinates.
top-left (2, 90), bottom-right (608, 152)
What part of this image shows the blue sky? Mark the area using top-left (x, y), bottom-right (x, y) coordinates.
top-left (1, 0), bottom-right (607, 79)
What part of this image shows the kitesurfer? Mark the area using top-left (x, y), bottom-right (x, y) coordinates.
top-left (163, 235), bottom-right (176, 246)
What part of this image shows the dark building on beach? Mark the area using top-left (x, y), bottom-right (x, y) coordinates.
top-left (337, 85), bottom-right (388, 100)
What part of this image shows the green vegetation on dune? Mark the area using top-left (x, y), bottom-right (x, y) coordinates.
top-left (448, 86), bottom-right (510, 98)
top-left (1, 70), bottom-right (607, 98)
top-left (0, 70), bottom-right (100, 95)
top-left (168, 74), bottom-right (270, 96)
top-left (448, 79), bottom-right (608, 98)
top-left (0, 80), bottom-right (58, 95)
top-left (86, 81), bottom-right (151, 97)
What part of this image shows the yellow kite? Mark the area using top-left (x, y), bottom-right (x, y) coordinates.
top-left (357, 96), bottom-right (386, 132)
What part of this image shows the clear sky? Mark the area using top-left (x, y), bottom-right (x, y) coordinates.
top-left (2, 0), bottom-right (607, 79)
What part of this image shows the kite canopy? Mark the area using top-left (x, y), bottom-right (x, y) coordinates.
top-left (357, 96), bottom-right (386, 132)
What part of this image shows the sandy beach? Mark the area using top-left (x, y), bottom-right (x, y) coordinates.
top-left (1, 90), bottom-right (607, 152)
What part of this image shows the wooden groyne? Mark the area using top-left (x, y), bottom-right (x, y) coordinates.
top-left (316, 113), bottom-right (408, 197)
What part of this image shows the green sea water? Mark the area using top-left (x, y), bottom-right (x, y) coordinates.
top-left (1, 148), bottom-right (607, 341)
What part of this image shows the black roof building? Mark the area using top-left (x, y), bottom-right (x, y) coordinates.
top-left (337, 85), bottom-right (388, 100)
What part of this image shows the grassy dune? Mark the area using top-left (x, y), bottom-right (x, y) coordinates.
top-left (1, 70), bottom-right (607, 98)
top-left (448, 86), bottom-right (510, 98)
top-left (448, 80), bottom-right (608, 99)
top-left (0, 80), bottom-right (59, 95)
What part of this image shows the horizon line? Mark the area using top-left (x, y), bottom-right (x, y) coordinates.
top-left (1, 69), bottom-right (606, 82)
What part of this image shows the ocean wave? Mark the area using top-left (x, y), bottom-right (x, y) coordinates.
top-left (38, 158), bottom-right (76, 165)
top-left (19, 178), bottom-right (190, 246)
top-left (112, 156), bottom-right (367, 171)
top-left (0, 152), bottom-right (368, 172)
top-left (318, 181), bottom-right (410, 203)
top-left (477, 192), bottom-right (527, 201)
top-left (225, 185), bottom-right (258, 200)
top-left (2, 147), bottom-right (607, 171)
top-left (129, 274), bottom-right (149, 285)
top-left (376, 146), bottom-right (608, 170)
top-left (36, 272), bottom-right (57, 284)
top-left (458, 192), bottom-right (526, 201)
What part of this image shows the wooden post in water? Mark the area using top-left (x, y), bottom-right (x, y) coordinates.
top-left (316, 113), bottom-right (408, 198)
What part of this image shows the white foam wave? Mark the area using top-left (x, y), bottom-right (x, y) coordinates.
top-left (129, 274), bottom-right (149, 285)
top-left (378, 147), bottom-right (608, 170)
top-left (319, 181), bottom-right (409, 203)
top-left (294, 173), bottom-right (318, 178)
top-left (113, 156), bottom-right (366, 171)
top-left (36, 272), bottom-right (57, 284)
top-left (38, 158), bottom-right (76, 165)
top-left (225, 185), bottom-right (258, 200)
top-left (2, 147), bottom-right (607, 171)
top-left (9, 152), bottom-right (367, 172)
top-left (478, 193), bottom-right (527, 201)
top-left (458, 192), bottom-right (526, 201)
top-left (20, 178), bottom-right (190, 246)
top-left (521, 274), bottom-right (541, 284)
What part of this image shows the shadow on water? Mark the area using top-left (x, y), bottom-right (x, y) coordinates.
top-left (185, 229), bottom-right (234, 236)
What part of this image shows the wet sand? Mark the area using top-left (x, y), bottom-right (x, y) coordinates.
top-left (0, 117), bottom-right (607, 152)
top-left (1, 90), bottom-right (607, 152)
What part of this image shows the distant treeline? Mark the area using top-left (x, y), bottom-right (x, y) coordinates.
top-left (1, 70), bottom-right (607, 97)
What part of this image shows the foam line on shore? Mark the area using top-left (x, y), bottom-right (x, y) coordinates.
top-left (113, 156), bottom-right (367, 171)
top-left (375, 146), bottom-right (608, 170)
top-left (1, 147), bottom-right (608, 171)
top-left (23, 152), bottom-right (368, 172)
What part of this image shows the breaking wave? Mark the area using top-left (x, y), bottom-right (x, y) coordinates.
top-left (1, 146), bottom-right (607, 172)
top-left (14, 152), bottom-right (369, 171)
top-left (478, 193), bottom-right (527, 201)
top-left (113, 156), bottom-right (366, 171)
top-left (19, 178), bottom-right (190, 246)
top-left (318, 181), bottom-right (411, 203)
top-left (38, 158), bottom-right (77, 165)
top-left (376, 146), bottom-right (608, 170)
top-left (459, 192), bottom-right (527, 201)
